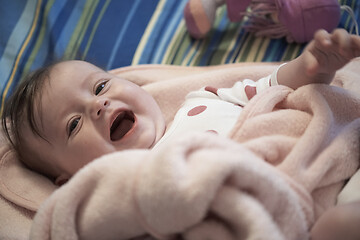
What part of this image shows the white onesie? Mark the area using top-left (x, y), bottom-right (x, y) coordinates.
top-left (155, 68), bottom-right (279, 147)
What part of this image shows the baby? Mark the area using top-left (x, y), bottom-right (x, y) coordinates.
top-left (2, 29), bottom-right (360, 239)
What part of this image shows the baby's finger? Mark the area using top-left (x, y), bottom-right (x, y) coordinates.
top-left (313, 29), bottom-right (332, 48)
top-left (330, 29), bottom-right (352, 57)
top-left (350, 34), bottom-right (360, 57)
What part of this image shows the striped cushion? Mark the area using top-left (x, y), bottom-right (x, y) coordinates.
top-left (0, 0), bottom-right (359, 112)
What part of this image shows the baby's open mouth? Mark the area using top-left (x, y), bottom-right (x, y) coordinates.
top-left (110, 111), bottom-right (135, 141)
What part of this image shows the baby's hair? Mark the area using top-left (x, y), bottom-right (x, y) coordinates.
top-left (1, 63), bottom-right (57, 172)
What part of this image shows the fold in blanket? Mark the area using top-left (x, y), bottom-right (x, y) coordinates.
top-left (30, 76), bottom-right (360, 240)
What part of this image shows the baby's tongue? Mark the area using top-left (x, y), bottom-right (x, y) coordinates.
top-left (110, 118), bottom-right (133, 141)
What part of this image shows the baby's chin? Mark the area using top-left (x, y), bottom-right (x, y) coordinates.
top-left (111, 130), bottom-right (159, 151)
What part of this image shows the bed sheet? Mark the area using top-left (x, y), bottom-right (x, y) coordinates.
top-left (0, 0), bottom-right (359, 112)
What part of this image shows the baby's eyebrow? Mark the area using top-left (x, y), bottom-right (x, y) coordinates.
top-left (81, 71), bottom-right (95, 84)
top-left (81, 71), bottom-right (107, 89)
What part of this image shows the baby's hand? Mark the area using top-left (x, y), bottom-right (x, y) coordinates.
top-left (311, 201), bottom-right (360, 240)
top-left (303, 29), bottom-right (360, 80)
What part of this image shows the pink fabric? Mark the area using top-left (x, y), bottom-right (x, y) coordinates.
top-left (28, 60), bottom-right (360, 240)
top-left (1, 61), bottom-right (360, 239)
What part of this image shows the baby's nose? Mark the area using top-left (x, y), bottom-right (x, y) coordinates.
top-left (93, 98), bottom-right (109, 117)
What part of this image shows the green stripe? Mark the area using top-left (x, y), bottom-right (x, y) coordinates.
top-left (253, 38), bottom-right (266, 62)
top-left (171, 33), bottom-right (193, 65)
top-left (183, 40), bottom-right (199, 65)
top-left (190, 37), bottom-right (210, 66)
top-left (265, 41), bottom-right (278, 61)
top-left (282, 43), bottom-right (294, 61)
top-left (188, 7), bottom-right (226, 66)
top-left (70, 0), bottom-right (99, 59)
top-left (229, 32), bottom-right (248, 63)
top-left (20, 0), bottom-right (55, 81)
top-left (169, 5), bottom-right (228, 66)
top-left (71, 0), bottom-right (99, 59)
top-left (341, 0), bottom-right (356, 31)
top-left (209, 22), bottom-right (239, 65)
top-left (205, 6), bottom-right (228, 65)
top-left (239, 34), bottom-right (255, 62)
top-left (219, 25), bottom-right (243, 64)
top-left (185, 39), bottom-right (203, 66)
top-left (281, 43), bottom-right (301, 61)
top-left (82, 0), bottom-right (111, 59)
top-left (243, 36), bottom-right (263, 62)
top-left (64, 0), bottom-right (99, 59)
top-left (164, 25), bottom-right (188, 64)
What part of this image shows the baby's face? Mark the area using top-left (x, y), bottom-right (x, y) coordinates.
top-left (28, 61), bottom-right (165, 179)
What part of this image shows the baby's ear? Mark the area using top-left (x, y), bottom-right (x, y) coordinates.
top-left (184, 0), bottom-right (224, 39)
top-left (55, 174), bottom-right (69, 186)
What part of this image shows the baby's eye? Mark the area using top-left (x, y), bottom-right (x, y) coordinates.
top-left (95, 80), bottom-right (108, 95)
top-left (68, 117), bottom-right (80, 136)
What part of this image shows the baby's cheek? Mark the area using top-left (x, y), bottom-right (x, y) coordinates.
top-left (310, 208), bottom-right (343, 240)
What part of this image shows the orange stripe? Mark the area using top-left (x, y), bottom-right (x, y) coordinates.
top-left (1, 0), bottom-right (43, 115)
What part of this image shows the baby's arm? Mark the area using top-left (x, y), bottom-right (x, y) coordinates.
top-left (310, 201), bottom-right (360, 240)
top-left (277, 29), bottom-right (360, 89)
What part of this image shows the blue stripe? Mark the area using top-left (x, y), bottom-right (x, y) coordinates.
top-left (110, 0), bottom-right (158, 67)
top-left (231, 32), bottom-right (250, 62)
top-left (106, 0), bottom-right (141, 69)
top-left (32, 0), bottom-right (69, 69)
top-left (54, 0), bottom-right (87, 56)
top-left (0, 1), bottom-right (27, 59)
top-left (83, 1), bottom-right (135, 68)
top-left (263, 40), bottom-right (283, 62)
top-left (0, 0), bottom-right (38, 91)
top-left (225, 28), bottom-right (247, 63)
top-left (84, 0), bottom-right (158, 68)
top-left (138, 0), bottom-right (187, 64)
top-left (185, 41), bottom-right (202, 65)
top-left (44, 0), bottom-right (77, 62)
top-left (1, 0), bottom-right (360, 111)
top-left (151, 0), bottom-right (188, 63)
top-left (79, 0), bottom-right (108, 60)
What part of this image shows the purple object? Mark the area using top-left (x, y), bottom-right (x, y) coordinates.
top-left (277, 0), bottom-right (341, 43)
top-left (225, 0), bottom-right (252, 21)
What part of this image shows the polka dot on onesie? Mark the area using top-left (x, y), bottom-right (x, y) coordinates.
top-left (187, 105), bottom-right (207, 116)
top-left (204, 86), bottom-right (218, 95)
top-left (245, 85), bottom-right (257, 100)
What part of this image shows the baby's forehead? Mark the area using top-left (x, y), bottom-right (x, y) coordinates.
top-left (52, 60), bottom-right (100, 73)
top-left (49, 61), bottom-right (105, 86)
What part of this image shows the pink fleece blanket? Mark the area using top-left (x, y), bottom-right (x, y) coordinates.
top-left (3, 61), bottom-right (360, 240)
